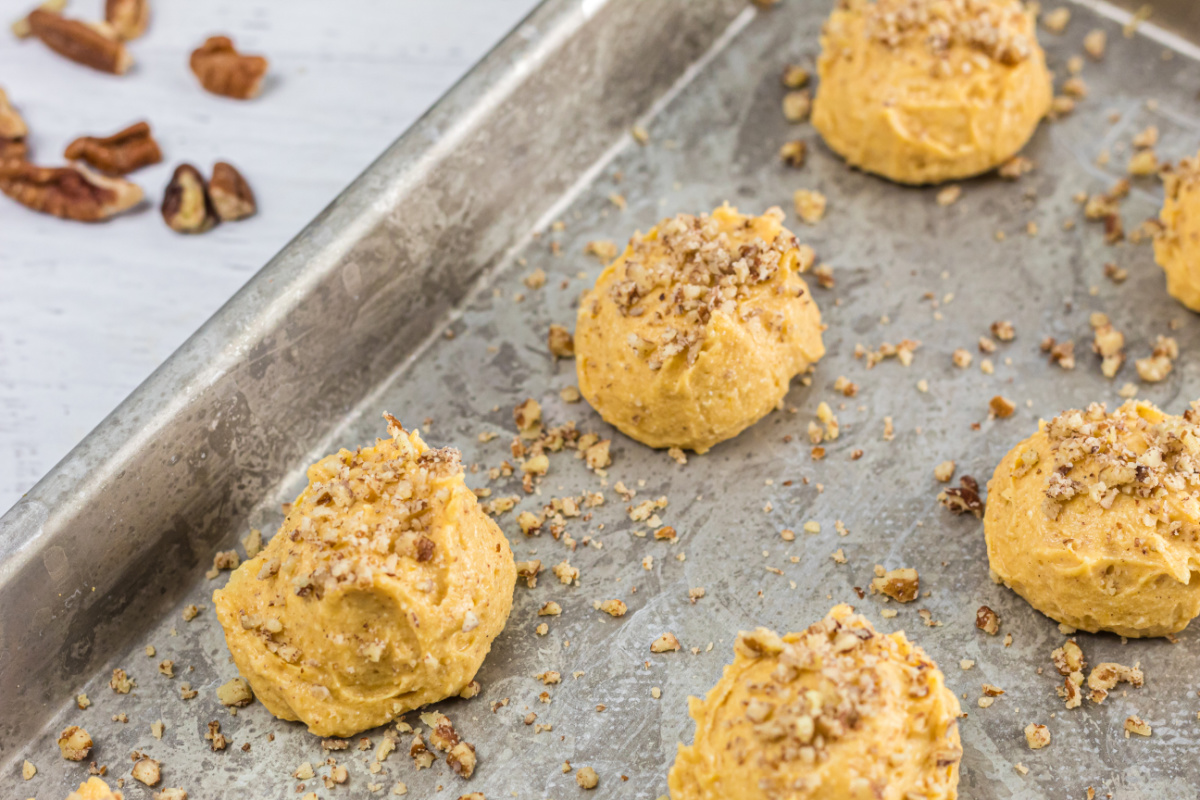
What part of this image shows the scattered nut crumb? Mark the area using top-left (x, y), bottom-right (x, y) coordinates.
top-left (793, 189), bottom-right (826, 224)
top-left (1024, 723), bottom-right (1051, 750)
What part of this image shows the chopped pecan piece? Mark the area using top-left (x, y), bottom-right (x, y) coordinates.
top-left (446, 741), bottom-right (476, 778)
top-left (131, 756), bottom-right (161, 786)
top-left (209, 161), bottom-right (256, 221)
top-left (1124, 716), bottom-right (1151, 737)
top-left (870, 566), bottom-right (919, 603)
top-left (598, 598), bottom-right (627, 617)
top-left (1051, 640), bottom-right (1086, 675)
top-left (989, 395), bottom-right (1016, 418)
top-left (1086, 661), bottom-right (1143, 704)
top-left (576, 766), bottom-right (599, 789)
top-left (938, 475), bottom-right (983, 516)
top-left (650, 632), bottom-right (682, 653)
top-left (204, 720), bottom-right (228, 751)
top-left (28, 10), bottom-right (133, 74)
top-left (161, 163), bottom-right (217, 233)
top-left (547, 324), bottom-right (574, 358)
top-left (975, 605), bottom-right (1000, 635)
top-left (57, 726), bottom-right (93, 760)
top-left (779, 139), bottom-right (807, 168)
top-left (0, 160), bottom-right (142, 221)
top-left (65, 121), bottom-right (161, 175)
top-left (1024, 723), bottom-right (1051, 750)
top-left (190, 36), bottom-right (268, 99)
top-left (216, 677), bottom-right (254, 707)
top-left (105, 0), bottom-right (149, 40)
top-left (998, 155), bottom-right (1033, 180)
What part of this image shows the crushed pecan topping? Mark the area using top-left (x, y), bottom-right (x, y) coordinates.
top-left (161, 163), bottom-right (217, 233)
top-left (209, 161), bottom-right (256, 221)
top-left (0, 160), bottom-right (142, 221)
top-left (27, 9), bottom-right (132, 73)
top-left (1039, 401), bottom-right (1200, 523)
top-left (730, 608), bottom-right (961, 779)
top-left (105, 0), bottom-right (148, 40)
top-left (190, 36), bottom-right (269, 100)
top-left (596, 206), bottom-right (809, 371)
top-left (65, 121), bottom-right (161, 175)
top-left (864, 0), bottom-right (1034, 64)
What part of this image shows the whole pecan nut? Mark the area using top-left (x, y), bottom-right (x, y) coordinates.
top-left (65, 121), bottom-right (162, 175)
top-left (209, 161), bottom-right (255, 221)
top-left (190, 36), bottom-right (268, 100)
top-left (162, 163), bottom-right (218, 233)
top-left (0, 160), bottom-right (143, 221)
top-left (104, 0), bottom-right (149, 40)
top-left (0, 87), bottom-right (28, 159)
top-left (28, 10), bottom-right (133, 74)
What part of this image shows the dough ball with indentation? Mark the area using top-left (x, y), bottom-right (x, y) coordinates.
top-left (812, 0), bottom-right (1051, 185)
top-left (1154, 153), bottom-right (1200, 311)
top-left (574, 204), bottom-right (824, 454)
top-left (985, 400), bottom-right (1200, 638)
top-left (213, 415), bottom-right (516, 737)
top-left (669, 605), bottom-right (961, 800)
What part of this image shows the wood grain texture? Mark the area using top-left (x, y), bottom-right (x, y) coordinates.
top-left (0, 0), bottom-right (539, 511)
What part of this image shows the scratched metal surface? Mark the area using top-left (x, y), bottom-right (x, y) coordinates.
top-left (5, 1), bottom-right (1200, 798)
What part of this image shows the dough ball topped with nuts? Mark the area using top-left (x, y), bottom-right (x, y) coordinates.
top-left (669, 605), bottom-right (961, 800)
top-left (213, 415), bottom-right (516, 737)
top-left (1154, 151), bottom-right (1200, 311)
top-left (985, 400), bottom-right (1200, 637)
top-left (574, 204), bottom-right (825, 453)
top-left (811, 0), bottom-right (1051, 185)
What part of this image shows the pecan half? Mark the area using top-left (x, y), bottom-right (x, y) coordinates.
top-left (0, 88), bottom-right (28, 160)
top-left (209, 161), bottom-right (256, 220)
top-left (105, 0), bottom-right (149, 40)
top-left (0, 160), bottom-right (142, 221)
top-left (28, 10), bottom-right (133, 74)
top-left (190, 36), bottom-right (268, 100)
top-left (65, 121), bottom-right (161, 175)
top-left (161, 163), bottom-right (217, 233)
top-left (11, 0), bottom-right (65, 38)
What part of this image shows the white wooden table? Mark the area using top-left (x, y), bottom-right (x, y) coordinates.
top-left (0, 0), bottom-right (540, 512)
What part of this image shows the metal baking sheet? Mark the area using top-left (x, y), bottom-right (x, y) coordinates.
top-left (4, 1), bottom-right (1200, 798)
